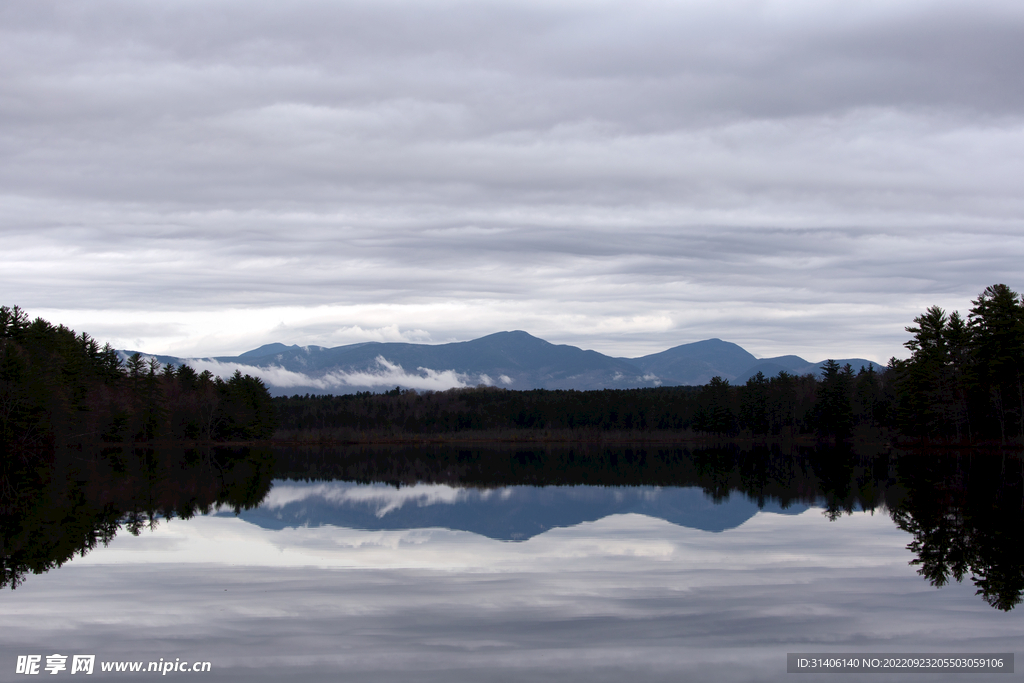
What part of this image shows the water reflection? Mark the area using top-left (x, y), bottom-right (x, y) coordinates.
top-left (245, 481), bottom-right (805, 539)
top-left (0, 445), bottom-right (273, 589)
top-left (889, 455), bottom-right (1024, 611)
top-left (2, 443), bottom-right (1022, 611)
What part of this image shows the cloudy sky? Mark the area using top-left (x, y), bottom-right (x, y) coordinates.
top-left (3, 0), bottom-right (1023, 362)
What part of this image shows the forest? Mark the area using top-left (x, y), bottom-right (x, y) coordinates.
top-left (2, 283), bottom-right (1023, 450)
top-left (0, 306), bottom-right (276, 455)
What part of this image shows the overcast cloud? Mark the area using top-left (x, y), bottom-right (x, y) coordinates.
top-left (3, 0), bottom-right (1023, 361)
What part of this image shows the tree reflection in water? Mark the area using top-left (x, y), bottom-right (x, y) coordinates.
top-left (2, 442), bottom-right (1021, 611)
top-left (0, 445), bottom-right (274, 589)
top-left (888, 454), bottom-right (1024, 611)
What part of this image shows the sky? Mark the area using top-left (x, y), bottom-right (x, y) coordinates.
top-left (3, 0), bottom-right (1023, 363)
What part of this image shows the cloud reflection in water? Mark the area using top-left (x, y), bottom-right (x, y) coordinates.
top-left (1, 484), bottom-right (1021, 682)
top-left (263, 482), bottom-right (471, 518)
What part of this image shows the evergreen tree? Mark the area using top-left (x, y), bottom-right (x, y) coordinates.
top-left (739, 371), bottom-right (770, 435)
top-left (814, 360), bottom-right (854, 440)
top-left (899, 306), bottom-right (960, 439)
top-left (968, 284), bottom-right (1024, 441)
top-left (0, 308), bottom-right (276, 451)
top-left (694, 376), bottom-right (735, 435)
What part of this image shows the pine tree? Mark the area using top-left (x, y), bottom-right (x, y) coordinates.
top-left (968, 284), bottom-right (1024, 441)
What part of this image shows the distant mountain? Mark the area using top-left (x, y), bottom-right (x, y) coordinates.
top-left (629, 339), bottom-right (758, 386)
top-left (231, 481), bottom-right (809, 541)
top-left (628, 342), bottom-right (881, 386)
top-left (120, 331), bottom-right (880, 395)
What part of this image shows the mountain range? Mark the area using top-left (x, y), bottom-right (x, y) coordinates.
top-left (125, 331), bottom-right (880, 396)
top-left (230, 481), bottom-right (809, 541)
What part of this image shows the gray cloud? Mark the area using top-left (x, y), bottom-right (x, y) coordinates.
top-left (2, 0), bottom-right (1023, 360)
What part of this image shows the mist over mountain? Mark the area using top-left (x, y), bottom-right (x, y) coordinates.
top-left (121, 331), bottom-right (880, 396)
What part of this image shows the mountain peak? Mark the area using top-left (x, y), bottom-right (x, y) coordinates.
top-left (481, 330), bottom-right (543, 340)
top-left (469, 330), bottom-right (554, 348)
top-left (238, 343), bottom-right (298, 358)
top-left (629, 338), bottom-right (759, 385)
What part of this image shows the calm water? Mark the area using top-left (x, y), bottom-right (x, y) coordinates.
top-left (1, 445), bottom-right (1021, 681)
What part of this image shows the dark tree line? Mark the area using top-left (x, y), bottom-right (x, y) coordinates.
top-left (697, 360), bottom-right (890, 440)
top-left (274, 384), bottom-right (703, 438)
top-left (888, 284), bottom-right (1024, 443)
top-left (272, 366), bottom-right (889, 441)
top-left (685, 283), bottom-right (1024, 444)
top-left (0, 306), bottom-right (276, 454)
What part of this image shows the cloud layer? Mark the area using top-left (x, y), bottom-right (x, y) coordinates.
top-left (185, 355), bottom-right (492, 392)
top-left (3, 0), bottom-right (1023, 360)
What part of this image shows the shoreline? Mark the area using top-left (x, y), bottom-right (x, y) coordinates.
top-left (55, 430), bottom-right (1023, 451)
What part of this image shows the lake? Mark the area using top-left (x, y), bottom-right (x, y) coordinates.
top-left (1, 444), bottom-right (1021, 681)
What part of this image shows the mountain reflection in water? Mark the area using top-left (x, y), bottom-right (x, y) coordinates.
top-left (2, 443), bottom-right (1022, 611)
top-left (243, 481), bottom-right (807, 540)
